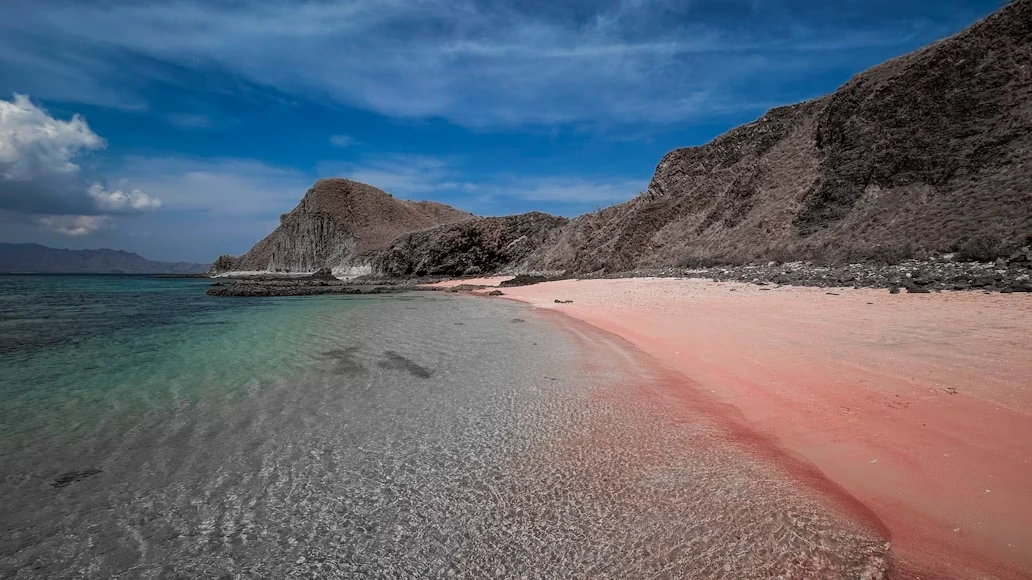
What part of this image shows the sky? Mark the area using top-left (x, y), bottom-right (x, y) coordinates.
top-left (0, 0), bottom-right (1004, 263)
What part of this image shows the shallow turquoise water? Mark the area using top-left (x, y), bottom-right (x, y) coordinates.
top-left (0, 275), bottom-right (378, 439)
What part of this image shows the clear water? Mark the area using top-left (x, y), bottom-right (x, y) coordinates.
top-left (0, 275), bottom-right (889, 579)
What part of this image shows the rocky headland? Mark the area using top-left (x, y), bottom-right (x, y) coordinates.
top-left (210, 0), bottom-right (1031, 296)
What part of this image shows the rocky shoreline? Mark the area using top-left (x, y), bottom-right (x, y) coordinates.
top-left (204, 247), bottom-right (1032, 297)
top-left (611, 249), bottom-right (1032, 293)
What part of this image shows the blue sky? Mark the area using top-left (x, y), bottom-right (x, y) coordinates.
top-left (0, 0), bottom-right (1002, 263)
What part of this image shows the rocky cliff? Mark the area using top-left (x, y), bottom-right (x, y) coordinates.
top-left (520, 0), bottom-right (1032, 273)
top-left (373, 212), bottom-right (569, 277)
top-left (231, 179), bottom-right (472, 273)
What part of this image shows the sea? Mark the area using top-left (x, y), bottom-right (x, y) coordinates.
top-left (0, 274), bottom-right (888, 579)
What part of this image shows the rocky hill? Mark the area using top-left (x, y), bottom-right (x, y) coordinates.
top-left (519, 0), bottom-right (1032, 273)
top-left (0, 243), bottom-right (207, 274)
top-left (231, 179), bottom-right (472, 274)
top-left (374, 212), bottom-right (569, 278)
top-left (231, 1), bottom-right (1031, 280)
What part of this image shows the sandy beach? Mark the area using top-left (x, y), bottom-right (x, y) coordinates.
top-left (445, 277), bottom-right (1032, 579)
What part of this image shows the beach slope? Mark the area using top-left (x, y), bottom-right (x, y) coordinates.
top-left (486, 278), bottom-right (1032, 579)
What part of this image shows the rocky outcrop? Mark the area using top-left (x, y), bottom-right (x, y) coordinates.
top-left (373, 212), bottom-right (568, 277)
top-left (521, 0), bottom-right (1032, 272)
top-left (232, 179), bottom-right (472, 273)
top-left (207, 254), bottom-right (238, 275)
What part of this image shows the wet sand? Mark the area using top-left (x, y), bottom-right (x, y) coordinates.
top-left (468, 277), bottom-right (1032, 579)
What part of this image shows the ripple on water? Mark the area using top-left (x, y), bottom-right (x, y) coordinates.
top-left (0, 279), bottom-right (888, 578)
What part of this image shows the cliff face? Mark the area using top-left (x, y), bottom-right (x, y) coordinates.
top-left (521, 0), bottom-right (1032, 272)
top-left (373, 212), bottom-right (569, 277)
top-left (232, 179), bottom-right (472, 273)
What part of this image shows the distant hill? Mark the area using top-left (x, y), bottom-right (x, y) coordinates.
top-left (0, 243), bottom-right (208, 274)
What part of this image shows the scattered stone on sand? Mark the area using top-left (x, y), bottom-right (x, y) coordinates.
top-left (586, 251), bottom-right (1032, 294)
top-left (554, 299), bottom-right (573, 304)
top-left (487, 290), bottom-right (505, 296)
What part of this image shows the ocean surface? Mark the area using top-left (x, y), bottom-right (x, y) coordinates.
top-left (0, 275), bottom-right (888, 578)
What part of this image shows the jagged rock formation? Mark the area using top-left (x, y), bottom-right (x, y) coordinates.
top-left (521, 0), bottom-right (1032, 272)
top-left (374, 212), bottom-right (568, 277)
top-left (232, 179), bottom-right (472, 273)
top-left (207, 254), bottom-right (238, 275)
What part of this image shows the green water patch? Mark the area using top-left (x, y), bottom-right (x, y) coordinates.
top-left (0, 279), bottom-right (380, 440)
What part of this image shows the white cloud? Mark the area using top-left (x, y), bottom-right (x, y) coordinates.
top-left (329, 134), bottom-right (355, 147)
top-left (88, 184), bottom-right (161, 211)
top-left (0, 94), bottom-right (160, 234)
top-left (0, 93), bottom-right (104, 180)
top-left (33, 214), bottom-right (110, 236)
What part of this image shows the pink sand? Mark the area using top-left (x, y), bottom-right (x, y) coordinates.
top-left (481, 278), bottom-right (1032, 579)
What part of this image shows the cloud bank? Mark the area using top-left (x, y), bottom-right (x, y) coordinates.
top-left (0, 94), bottom-right (159, 234)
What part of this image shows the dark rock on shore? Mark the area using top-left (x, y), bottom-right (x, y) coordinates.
top-left (487, 290), bottom-right (504, 296)
top-left (499, 274), bottom-right (551, 288)
top-left (445, 284), bottom-right (489, 293)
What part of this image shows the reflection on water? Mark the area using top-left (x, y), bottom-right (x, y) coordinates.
top-left (0, 276), bottom-right (887, 578)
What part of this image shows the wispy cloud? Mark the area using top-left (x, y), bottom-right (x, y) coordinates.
top-left (321, 154), bottom-right (644, 214)
top-left (165, 112), bottom-right (213, 129)
top-left (115, 157), bottom-right (311, 218)
top-left (0, 0), bottom-right (960, 128)
top-left (329, 134), bottom-right (356, 147)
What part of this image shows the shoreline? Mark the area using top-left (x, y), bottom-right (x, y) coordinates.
top-left (460, 276), bottom-right (1032, 579)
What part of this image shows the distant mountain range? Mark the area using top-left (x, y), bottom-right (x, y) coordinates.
top-left (0, 243), bottom-right (209, 274)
